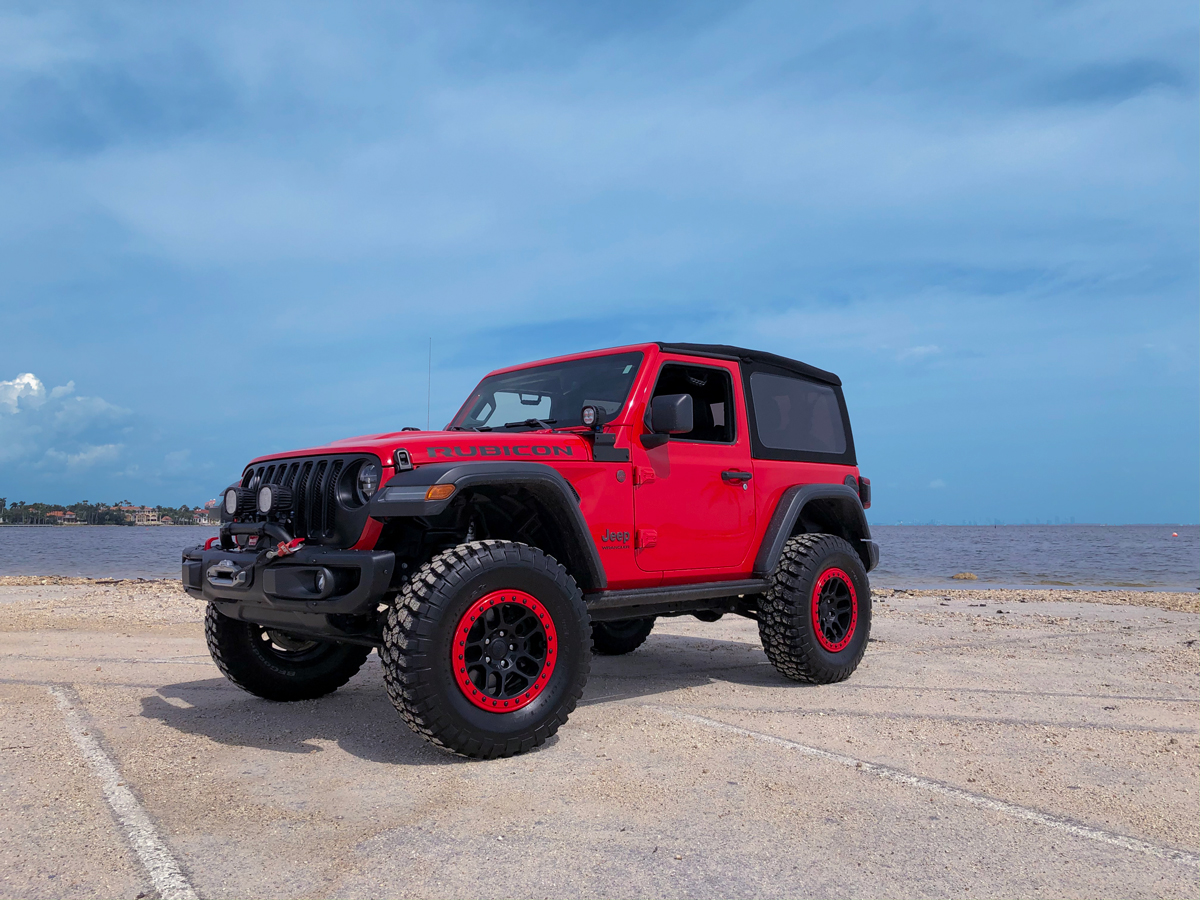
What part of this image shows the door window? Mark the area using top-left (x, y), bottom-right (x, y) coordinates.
top-left (650, 364), bottom-right (735, 443)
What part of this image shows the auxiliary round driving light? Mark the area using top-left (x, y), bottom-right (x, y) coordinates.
top-left (224, 486), bottom-right (256, 517)
top-left (581, 404), bottom-right (599, 428)
top-left (257, 484), bottom-right (293, 515)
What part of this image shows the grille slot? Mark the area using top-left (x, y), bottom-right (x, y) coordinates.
top-left (323, 460), bottom-right (344, 536)
top-left (293, 461), bottom-right (312, 536)
top-left (310, 461), bottom-right (328, 538)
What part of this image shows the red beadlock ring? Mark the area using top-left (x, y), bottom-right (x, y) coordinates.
top-left (452, 589), bottom-right (558, 712)
top-left (811, 567), bottom-right (858, 653)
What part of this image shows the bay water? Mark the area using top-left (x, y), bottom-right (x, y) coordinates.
top-left (0, 524), bottom-right (1195, 590)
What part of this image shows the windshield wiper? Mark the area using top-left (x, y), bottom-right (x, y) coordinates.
top-left (447, 425), bottom-right (485, 432)
top-left (501, 418), bottom-right (558, 431)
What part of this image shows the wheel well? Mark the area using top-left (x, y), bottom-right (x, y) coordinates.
top-left (375, 486), bottom-right (601, 593)
top-left (790, 496), bottom-right (870, 566)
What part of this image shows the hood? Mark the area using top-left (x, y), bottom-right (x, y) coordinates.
top-left (247, 429), bottom-right (596, 469)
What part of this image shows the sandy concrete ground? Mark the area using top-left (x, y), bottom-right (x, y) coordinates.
top-left (0, 580), bottom-right (1196, 899)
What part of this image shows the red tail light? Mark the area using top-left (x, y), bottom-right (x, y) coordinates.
top-left (858, 476), bottom-right (871, 509)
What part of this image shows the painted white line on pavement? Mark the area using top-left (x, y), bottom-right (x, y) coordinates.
top-left (49, 686), bottom-right (198, 900)
top-left (649, 706), bottom-right (1200, 869)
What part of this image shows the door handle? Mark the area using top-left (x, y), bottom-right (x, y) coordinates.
top-left (721, 470), bottom-right (753, 483)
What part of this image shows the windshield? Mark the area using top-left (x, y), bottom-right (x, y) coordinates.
top-left (449, 352), bottom-right (644, 431)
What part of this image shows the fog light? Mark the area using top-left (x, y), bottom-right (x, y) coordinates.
top-left (315, 570), bottom-right (328, 594)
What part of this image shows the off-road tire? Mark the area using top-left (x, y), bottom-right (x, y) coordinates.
top-left (204, 603), bottom-right (372, 701)
top-left (591, 617), bottom-right (655, 655)
top-left (758, 534), bottom-right (871, 684)
top-left (381, 540), bottom-right (591, 759)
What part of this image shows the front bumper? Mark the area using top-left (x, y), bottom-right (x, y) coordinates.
top-left (182, 541), bottom-right (395, 642)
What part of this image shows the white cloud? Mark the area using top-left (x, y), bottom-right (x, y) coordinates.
top-left (0, 372), bottom-right (130, 467)
top-left (43, 443), bottom-right (124, 471)
top-left (898, 345), bottom-right (941, 361)
top-left (0, 373), bottom-right (47, 413)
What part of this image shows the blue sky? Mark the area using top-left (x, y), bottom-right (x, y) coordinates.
top-left (1, 1), bottom-right (1196, 524)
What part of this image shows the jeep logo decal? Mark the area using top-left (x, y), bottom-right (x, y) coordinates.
top-left (600, 528), bottom-right (631, 545)
top-left (426, 445), bottom-right (574, 459)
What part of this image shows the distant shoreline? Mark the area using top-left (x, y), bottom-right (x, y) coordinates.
top-left (0, 523), bottom-right (218, 528)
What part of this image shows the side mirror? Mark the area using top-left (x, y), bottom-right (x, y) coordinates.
top-left (650, 393), bottom-right (693, 435)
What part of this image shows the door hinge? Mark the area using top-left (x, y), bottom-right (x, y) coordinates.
top-left (636, 528), bottom-right (658, 549)
top-left (634, 466), bottom-right (656, 485)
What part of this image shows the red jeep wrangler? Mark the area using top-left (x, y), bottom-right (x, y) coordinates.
top-left (183, 343), bottom-right (876, 757)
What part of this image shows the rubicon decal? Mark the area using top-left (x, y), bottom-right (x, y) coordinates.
top-left (427, 445), bottom-right (574, 459)
top-left (600, 528), bottom-right (631, 546)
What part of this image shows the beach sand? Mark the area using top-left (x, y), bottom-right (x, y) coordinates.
top-left (1, 577), bottom-right (1196, 898)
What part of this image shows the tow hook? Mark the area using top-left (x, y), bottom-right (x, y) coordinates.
top-left (207, 559), bottom-right (250, 587)
top-left (266, 537), bottom-right (305, 560)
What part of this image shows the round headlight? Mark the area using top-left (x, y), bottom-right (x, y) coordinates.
top-left (358, 463), bottom-right (381, 499)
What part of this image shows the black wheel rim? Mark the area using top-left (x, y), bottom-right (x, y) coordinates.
top-left (810, 568), bottom-right (858, 652)
top-left (453, 591), bottom-right (558, 711)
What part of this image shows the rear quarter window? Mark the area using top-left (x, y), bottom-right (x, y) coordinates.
top-left (749, 372), bottom-right (846, 455)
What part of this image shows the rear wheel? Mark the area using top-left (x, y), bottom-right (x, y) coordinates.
top-left (204, 603), bottom-right (371, 701)
top-left (758, 534), bottom-right (871, 684)
top-left (381, 540), bottom-right (590, 758)
top-left (591, 617), bottom-right (655, 655)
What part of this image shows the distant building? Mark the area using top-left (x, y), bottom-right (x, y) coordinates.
top-left (120, 506), bottom-right (160, 525)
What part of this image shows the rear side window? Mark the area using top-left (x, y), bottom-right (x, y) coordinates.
top-left (749, 372), bottom-right (846, 455)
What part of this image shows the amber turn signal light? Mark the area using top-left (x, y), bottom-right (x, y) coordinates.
top-left (425, 484), bottom-right (456, 501)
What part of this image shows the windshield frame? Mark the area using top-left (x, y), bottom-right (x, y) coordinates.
top-left (448, 351), bottom-right (646, 432)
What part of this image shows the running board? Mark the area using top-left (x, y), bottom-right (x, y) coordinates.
top-left (584, 579), bottom-right (769, 622)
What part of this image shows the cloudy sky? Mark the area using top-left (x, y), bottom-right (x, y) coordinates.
top-left (1, 1), bottom-right (1196, 523)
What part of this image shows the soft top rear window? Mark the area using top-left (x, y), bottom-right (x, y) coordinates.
top-left (450, 352), bottom-right (643, 431)
top-left (749, 371), bottom-right (848, 457)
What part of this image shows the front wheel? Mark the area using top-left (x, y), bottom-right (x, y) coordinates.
top-left (758, 534), bottom-right (871, 684)
top-left (204, 604), bottom-right (372, 701)
top-left (381, 541), bottom-right (591, 758)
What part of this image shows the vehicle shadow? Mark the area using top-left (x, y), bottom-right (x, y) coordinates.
top-left (141, 632), bottom-right (807, 765)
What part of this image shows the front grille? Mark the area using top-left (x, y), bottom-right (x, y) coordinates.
top-left (240, 453), bottom-right (376, 545)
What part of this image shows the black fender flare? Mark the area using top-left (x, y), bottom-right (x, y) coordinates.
top-left (753, 484), bottom-right (878, 577)
top-left (370, 461), bottom-right (605, 591)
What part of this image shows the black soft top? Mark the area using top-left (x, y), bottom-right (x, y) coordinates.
top-left (656, 343), bottom-right (841, 387)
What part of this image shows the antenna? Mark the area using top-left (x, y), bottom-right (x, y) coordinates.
top-left (426, 337), bottom-right (432, 431)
